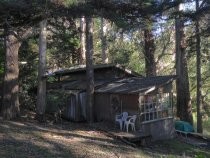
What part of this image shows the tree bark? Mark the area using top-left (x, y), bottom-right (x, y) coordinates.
top-left (85, 16), bottom-right (94, 123)
top-left (196, 0), bottom-right (203, 133)
top-left (175, 5), bottom-right (193, 124)
top-left (79, 16), bottom-right (86, 64)
top-left (36, 20), bottom-right (47, 122)
top-left (100, 17), bottom-right (108, 63)
top-left (2, 30), bottom-right (21, 120)
top-left (144, 28), bottom-right (156, 77)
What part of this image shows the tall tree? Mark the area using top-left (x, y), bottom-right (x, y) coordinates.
top-left (79, 16), bottom-right (86, 64)
top-left (85, 16), bottom-right (94, 123)
top-left (1, 28), bottom-right (21, 119)
top-left (1, 24), bottom-right (32, 119)
top-left (143, 18), bottom-right (156, 77)
top-left (195, 0), bottom-right (203, 133)
top-left (175, 4), bottom-right (193, 124)
top-left (36, 20), bottom-right (47, 122)
top-left (100, 17), bottom-right (108, 63)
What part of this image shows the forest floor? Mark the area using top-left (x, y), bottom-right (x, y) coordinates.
top-left (0, 112), bottom-right (210, 158)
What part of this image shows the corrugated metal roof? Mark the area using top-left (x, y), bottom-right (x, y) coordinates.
top-left (95, 75), bottom-right (177, 94)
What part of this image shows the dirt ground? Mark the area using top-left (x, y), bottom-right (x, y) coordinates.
top-left (0, 118), bottom-right (147, 158)
top-left (0, 113), bottom-right (209, 158)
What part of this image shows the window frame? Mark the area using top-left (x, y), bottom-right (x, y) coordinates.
top-left (139, 93), bottom-right (173, 123)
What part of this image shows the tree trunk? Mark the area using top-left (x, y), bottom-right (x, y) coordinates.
top-left (2, 30), bottom-right (21, 120)
top-left (79, 16), bottom-right (86, 64)
top-left (175, 5), bottom-right (193, 124)
top-left (36, 20), bottom-right (47, 122)
top-left (100, 17), bottom-right (108, 63)
top-left (85, 16), bottom-right (94, 123)
top-left (144, 28), bottom-right (156, 77)
top-left (196, 0), bottom-right (203, 133)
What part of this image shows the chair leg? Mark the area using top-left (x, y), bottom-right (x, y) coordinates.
top-left (119, 122), bottom-right (122, 130)
top-left (123, 123), bottom-right (126, 131)
top-left (132, 124), bottom-right (135, 131)
top-left (126, 124), bottom-right (129, 132)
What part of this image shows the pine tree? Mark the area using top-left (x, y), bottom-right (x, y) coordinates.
top-left (175, 4), bottom-right (193, 124)
top-left (2, 28), bottom-right (21, 119)
top-left (85, 16), bottom-right (94, 123)
top-left (36, 20), bottom-right (47, 122)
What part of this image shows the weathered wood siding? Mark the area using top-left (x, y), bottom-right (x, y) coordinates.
top-left (94, 91), bottom-right (175, 136)
top-left (141, 118), bottom-right (175, 140)
top-left (62, 92), bottom-right (87, 122)
top-left (46, 90), bottom-right (86, 122)
top-left (94, 93), bottom-right (112, 122)
top-left (120, 94), bottom-right (139, 114)
top-left (94, 93), bottom-right (139, 122)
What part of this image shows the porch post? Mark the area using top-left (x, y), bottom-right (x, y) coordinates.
top-left (138, 93), bottom-right (143, 126)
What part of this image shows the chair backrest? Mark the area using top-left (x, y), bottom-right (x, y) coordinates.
top-left (122, 112), bottom-right (128, 121)
top-left (130, 115), bottom-right (137, 123)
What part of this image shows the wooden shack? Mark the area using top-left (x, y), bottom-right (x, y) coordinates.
top-left (46, 64), bottom-right (176, 140)
top-left (46, 64), bottom-right (139, 122)
top-left (94, 76), bottom-right (176, 140)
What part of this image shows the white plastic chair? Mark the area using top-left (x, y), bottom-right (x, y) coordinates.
top-left (124, 115), bottom-right (137, 132)
top-left (115, 112), bottom-right (128, 130)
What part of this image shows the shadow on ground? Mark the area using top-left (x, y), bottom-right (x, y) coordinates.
top-left (0, 116), bottom-right (209, 158)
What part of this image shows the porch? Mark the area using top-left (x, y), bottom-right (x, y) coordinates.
top-left (90, 121), bottom-right (152, 146)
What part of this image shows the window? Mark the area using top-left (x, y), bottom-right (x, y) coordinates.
top-left (139, 93), bottom-right (173, 123)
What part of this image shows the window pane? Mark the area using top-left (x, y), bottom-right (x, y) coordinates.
top-left (139, 93), bottom-right (173, 123)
